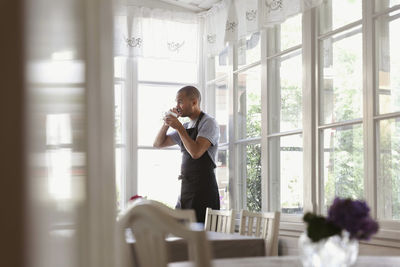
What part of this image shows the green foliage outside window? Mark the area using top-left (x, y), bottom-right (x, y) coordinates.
top-left (246, 96), bottom-right (262, 212)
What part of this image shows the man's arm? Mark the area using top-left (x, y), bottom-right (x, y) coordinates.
top-left (153, 124), bottom-right (176, 148)
top-left (176, 126), bottom-right (211, 159)
top-left (164, 114), bottom-right (212, 158)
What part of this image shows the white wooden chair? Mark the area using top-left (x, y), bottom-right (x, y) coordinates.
top-left (117, 199), bottom-right (212, 267)
top-left (204, 208), bottom-right (235, 234)
top-left (121, 199), bottom-right (196, 225)
top-left (147, 200), bottom-right (197, 224)
top-left (238, 210), bottom-right (280, 256)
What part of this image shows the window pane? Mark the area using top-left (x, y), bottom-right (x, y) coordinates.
top-left (115, 147), bottom-right (125, 213)
top-left (375, 0), bottom-right (400, 13)
top-left (268, 50), bottom-right (302, 133)
top-left (267, 14), bottom-right (302, 56)
top-left (138, 149), bottom-right (181, 208)
top-left (238, 32), bottom-right (261, 68)
top-left (281, 14), bottom-right (302, 52)
top-left (269, 134), bottom-right (303, 214)
top-left (322, 124), bottom-right (364, 212)
top-left (215, 47), bottom-right (229, 78)
top-left (319, 0), bottom-right (362, 34)
top-left (138, 84), bottom-right (181, 146)
top-left (114, 83), bottom-right (124, 144)
top-left (215, 79), bottom-right (229, 144)
top-left (377, 118), bottom-right (400, 220)
top-left (238, 143), bottom-right (261, 212)
top-left (320, 27), bottom-right (363, 124)
top-left (138, 58), bottom-right (197, 83)
top-left (376, 13), bottom-right (400, 114)
top-left (216, 148), bottom-right (229, 210)
top-left (237, 66), bottom-right (261, 139)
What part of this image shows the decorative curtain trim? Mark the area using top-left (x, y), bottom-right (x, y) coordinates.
top-left (201, 0), bottom-right (323, 56)
top-left (114, 5), bottom-right (199, 60)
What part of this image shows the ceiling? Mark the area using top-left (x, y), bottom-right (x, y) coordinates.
top-left (158, 0), bottom-right (221, 12)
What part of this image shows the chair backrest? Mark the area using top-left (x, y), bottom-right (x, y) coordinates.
top-left (117, 200), bottom-right (212, 267)
top-left (148, 200), bottom-right (197, 224)
top-left (204, 208), bottom-right (235, 234)
top-left (238, 210), bottom-right (280, 256)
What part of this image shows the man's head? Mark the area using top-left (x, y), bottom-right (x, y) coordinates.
top-left (175, 86), bottom-right (201, 117)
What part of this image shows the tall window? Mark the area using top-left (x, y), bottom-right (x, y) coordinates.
top-left (237, 33), bottom-right (262, 212)
top-left (114, 12), bottom-right (200, 209)
top-left (318, 0), bottom-right (364, 212)
top-left (114, 56), bottom-right (127, 212)
top-left (268, 14), bottom-right (304, 214)
top-left (207, 47), bottom-right (231, 210)
top-left (237, 62), bottom-right (262, 211)
top-left (136, 17), bottom-right (198, 208)
top-left (375, 0), bottom-right (400, 220)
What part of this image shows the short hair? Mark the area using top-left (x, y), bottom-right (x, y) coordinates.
top-left (178, 86), bottom-right (201, 104)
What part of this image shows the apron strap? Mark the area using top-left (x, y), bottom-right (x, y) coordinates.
top-left (194, 112), bottom-right (204, 130)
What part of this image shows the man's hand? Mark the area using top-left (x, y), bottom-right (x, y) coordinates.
top-left (164, 114), bottom-right (183, 130)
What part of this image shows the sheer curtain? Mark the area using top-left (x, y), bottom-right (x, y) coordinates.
top-left (114, 5), bottom-right (199, 61)
top-left (202, 0), bottom-right (323, 57)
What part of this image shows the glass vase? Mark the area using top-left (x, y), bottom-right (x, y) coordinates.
top-left (298, 230), bottom-right (359, 267)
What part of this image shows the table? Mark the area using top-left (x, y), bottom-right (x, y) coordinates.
top-left (168, 256), bottom-right (400, 267)
top-left (127, 231), bottom-right (265, 263)
top-left (166, 232), bottom-right (265, 262)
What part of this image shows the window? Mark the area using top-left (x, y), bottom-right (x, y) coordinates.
top-left (213, 0), bottom-right (400, 229)
top-left (115, 12), bottom-right (200, 209)
top-left (318, 5), bottom-right (364, 211)
top-left (213, 78), bottom-right (230, 209)
top-left (375, 4), bottom-right (400, 220)
top-left (237, 64), bottom-right (262, 211)
top-left (137, 84), bottom-right (184, 208)
top-left (114, 57), bottom-right (127, 212)
top-left (206, 48), bottom-right (231, 210)
top-left (268, 14), bottom-right (304, 214)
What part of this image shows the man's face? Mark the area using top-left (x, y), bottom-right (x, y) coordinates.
top-left (175, 92), bottom-right (194, 117)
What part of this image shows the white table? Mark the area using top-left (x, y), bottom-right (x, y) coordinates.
top-left (168, 255), bottom-right (400, 267)
top-left (128, 231), bottom-right (265, 264)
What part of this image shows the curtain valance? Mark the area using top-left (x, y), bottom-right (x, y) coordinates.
top-left (114, 5), bottom-right (199, 62)
top-left (201, 0), bottom-right (323, 56)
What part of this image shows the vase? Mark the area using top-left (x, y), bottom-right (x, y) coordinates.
top-left (298, 230), bottom-right (359, 267)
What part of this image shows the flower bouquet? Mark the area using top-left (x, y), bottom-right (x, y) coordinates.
top-left (299, 197), bottom-right (379, 267)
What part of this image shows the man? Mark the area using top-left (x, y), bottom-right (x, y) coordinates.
top-left (153, 86), bottom-right (220, 223)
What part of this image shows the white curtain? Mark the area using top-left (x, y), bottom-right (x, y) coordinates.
top-left (261, 0), bottom-right (322, 26)
top-left (202, 0), bottom-right (323, 56)
top-left (201, 0), bottom-right (229, 57)
top-left (114, 6), bottom-right (199, 62)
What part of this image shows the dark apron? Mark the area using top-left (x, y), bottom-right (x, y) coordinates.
top-left (176, 112), bottom-right (220, 223)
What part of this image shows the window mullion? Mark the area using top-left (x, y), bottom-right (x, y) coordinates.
top-left (126, 56), bottom-right (138, 205)
top-left (302, 7), bottom-right (318, 214)
top-left (362, 0), bottom-right (377, 218)
top-left (260, 27), bottom-right (269, 212)
top-left (229, 42), bottom-right (238, 210)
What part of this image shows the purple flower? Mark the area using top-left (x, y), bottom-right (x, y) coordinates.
top-left (327, 197), bottom-right (379, 240)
